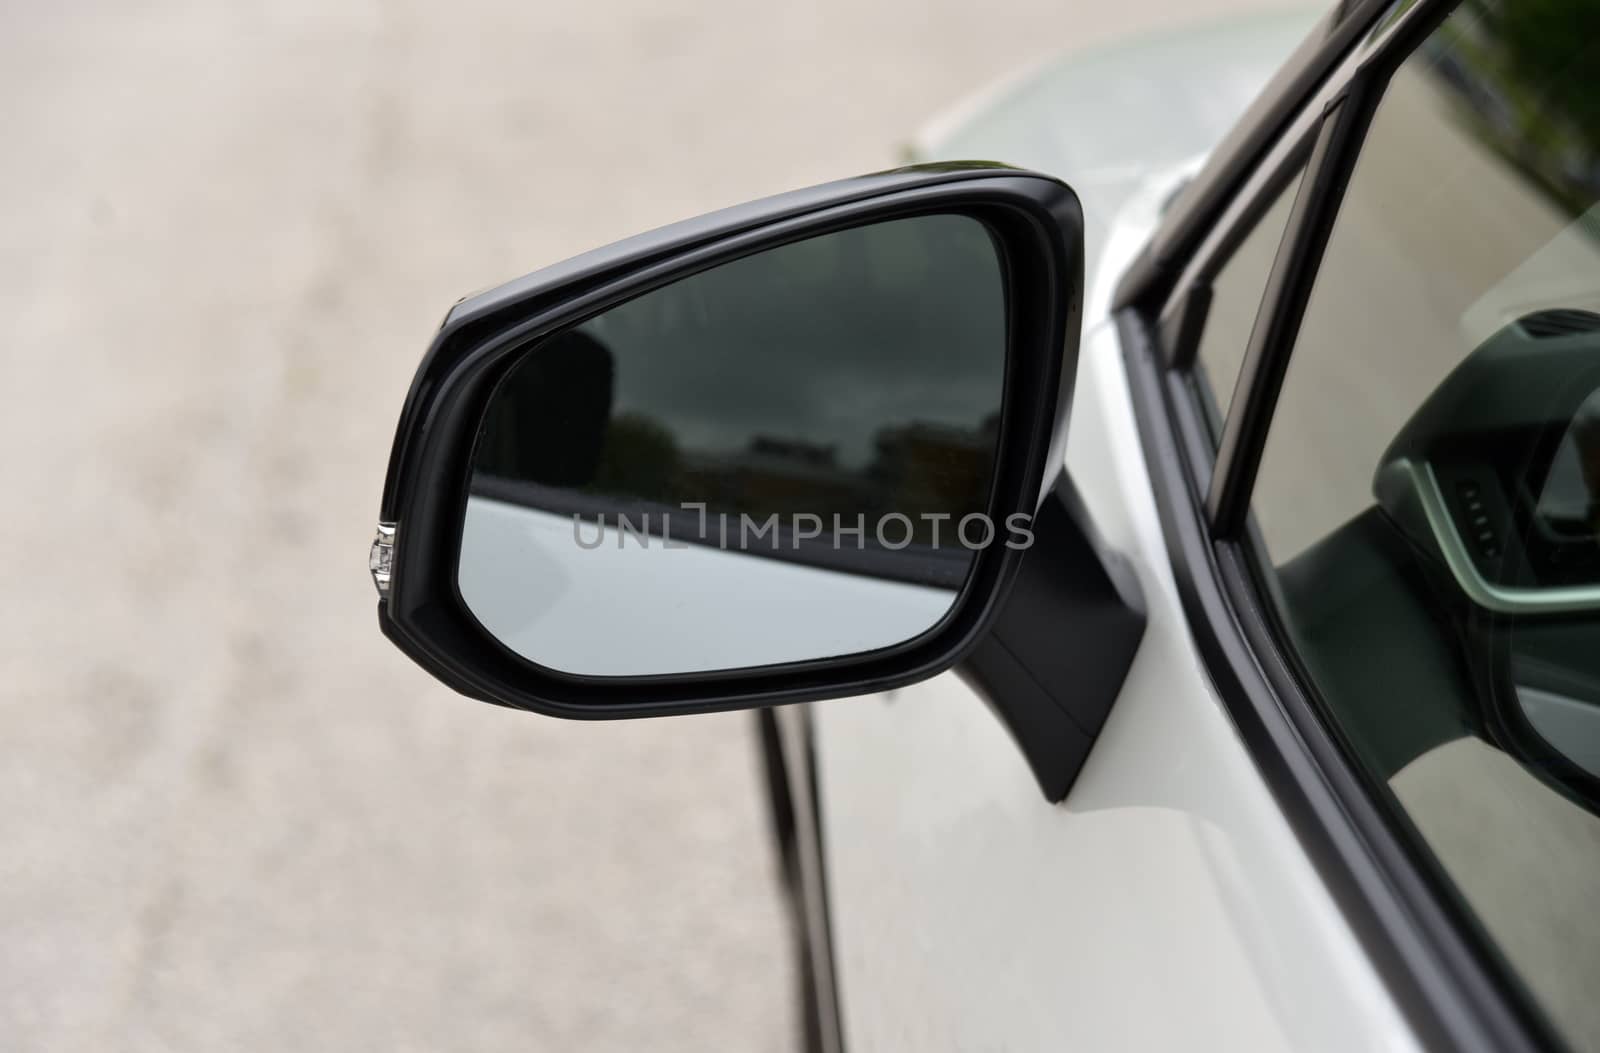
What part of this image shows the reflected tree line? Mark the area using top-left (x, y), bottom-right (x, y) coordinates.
top-left (473, 329), bottom-right (999, 549)
top-left (1436, 1), bottom-right (1600, 214)
top-left (480, 405), bottom-right (999, 549)
top-left (598, 410), bottom-right (998, 545)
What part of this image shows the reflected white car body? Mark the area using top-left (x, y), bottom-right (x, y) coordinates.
top-left (459, 498), bottom-right (954, 676)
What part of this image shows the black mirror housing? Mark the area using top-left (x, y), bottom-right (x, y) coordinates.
top-left (375, 163), bottom-right (1089, 724)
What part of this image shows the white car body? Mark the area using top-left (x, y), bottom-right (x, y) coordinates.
top-left (802, 11), bottom-right (1419, 1051)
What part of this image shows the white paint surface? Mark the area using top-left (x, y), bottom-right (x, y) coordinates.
top-left (814, 67), bottom-right (1421, 1051)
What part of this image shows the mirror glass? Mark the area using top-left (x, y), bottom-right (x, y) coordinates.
top-left (457, 213), bottom-right (1010, 676)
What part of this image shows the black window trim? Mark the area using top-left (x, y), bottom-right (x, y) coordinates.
top-left (1118, 0), bottom-right (1570, 1050)
top-left (1156, 126), bottom-right (1319, 370)
top-left (1120, 311), bottom-right (1557, 1053)
top-left (1115, 0), bottom-right (1394, 318)
top-left (1151, 105), bottom-right (1329, 482)
top-left (1151, 1), bottom-right (1390, 436)
top-left (1165, 124), bottom-right (1320, 452)
top-left (1205, 90), bottom-right (1372, 531)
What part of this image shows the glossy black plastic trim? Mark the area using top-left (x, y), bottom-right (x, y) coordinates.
top-left (377, 164), bottom-right (1083, 720)
top-left (1157, 128), bottom-right (1317, 373)
top-left (957, 470), bottom-right (1147, 802)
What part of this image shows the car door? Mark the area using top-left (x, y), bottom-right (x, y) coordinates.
top-left (811, 2), bottom-right (1600, 1051)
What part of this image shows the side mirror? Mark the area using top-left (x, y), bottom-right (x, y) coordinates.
top-left (373, 164), bottom-right (1142, 800)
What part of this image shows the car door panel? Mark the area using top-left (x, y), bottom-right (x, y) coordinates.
top-left (813, 316), bottom-right (1417, 1052)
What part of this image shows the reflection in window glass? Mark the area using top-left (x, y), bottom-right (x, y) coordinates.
top-left (1257, 7), bottom-right (1600, 563)
top-left (1250, 4), bottom-right (1600, 1047)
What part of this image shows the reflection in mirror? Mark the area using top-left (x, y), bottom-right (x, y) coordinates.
top-left (458, 214), bottom-right (1010, 676)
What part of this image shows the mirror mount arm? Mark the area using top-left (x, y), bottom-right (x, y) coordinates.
top-left (957, 470), bottom-right (1147, 802)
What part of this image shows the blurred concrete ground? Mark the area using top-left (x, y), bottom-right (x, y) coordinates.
top-left (0, 0), bottom-right (1299, 1049)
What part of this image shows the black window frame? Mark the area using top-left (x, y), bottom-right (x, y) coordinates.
top-left (1115, 1), bottom-right (1569, 1051)
top-left (1172, 140), bottom-right (1313, 445)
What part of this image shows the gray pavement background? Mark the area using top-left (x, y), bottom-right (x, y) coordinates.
top-left (0, 1), bottom-right (1297, 1049)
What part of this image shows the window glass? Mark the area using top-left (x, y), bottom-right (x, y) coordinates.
top-left (1193, 166), bottom-right (1305, 435)
top-left (1249, 3), bottom-right (1600, 1046)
